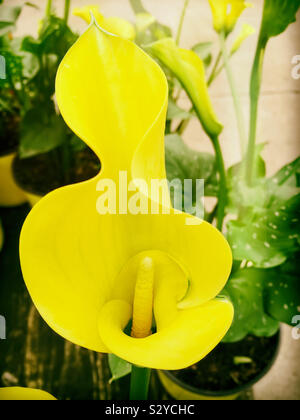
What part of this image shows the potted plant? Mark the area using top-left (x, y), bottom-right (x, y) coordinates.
top-left (0, 0), bottom-right (298, 401)
top-left (141, 0), bottom-right (299, 399)
top-left (16, 6), bottom-right (236, 402)
top-left (0, 0), bottom-right (100, 207)
top-left (0, 1), bottom-right (26, 206)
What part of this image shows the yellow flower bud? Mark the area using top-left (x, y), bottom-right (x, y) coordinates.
top-left (208, 0), bottom-right (253, 36)
top-left (231, 23), bottom-right (255, 54)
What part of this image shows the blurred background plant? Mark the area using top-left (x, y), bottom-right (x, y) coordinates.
top-left (0, 0), bottom-right (99, 201)
top-left (0, 0), bottom-right (299, 400)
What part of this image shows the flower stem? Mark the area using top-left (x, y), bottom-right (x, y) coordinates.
top-left (129, 0), bottom-right (147, 14)
top-left (245, 39), bottom-right (266, 186)
top-left (219, 32), bottom-right (247, 157)
top-left (64, 0), bottom-right (71, 24)
top-left (176, 0), bottom-right (190, 45)
top-left (130, 365), bottom-right (151, 400)
top-left (45, 0), bottom-right (52, 17)
top-left (207, 51), bottom-right (222, 86)
top-left (212, 136), bottom-right (227, 231)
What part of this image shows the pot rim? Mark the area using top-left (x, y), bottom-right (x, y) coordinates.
top-left (161, 330), bottom-right (282, 398)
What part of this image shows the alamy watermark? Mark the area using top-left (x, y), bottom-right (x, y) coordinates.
top-left (96, 171), bottom-right (205, 225)
top-left (292, 315), bottom-right (300, 340)
top-left (291, 55), bottom-right (300, 80)
top-left (0, 55), bottom-right (6, 80)
top-left (0, 315), bottom-right (6, 340)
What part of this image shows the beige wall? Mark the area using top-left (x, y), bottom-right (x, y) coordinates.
top-left (9, 0), bottom-right (300, 173)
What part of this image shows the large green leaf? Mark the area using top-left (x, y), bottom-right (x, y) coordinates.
top-left (264, 254), bottom-right (300, 326)
top-left (223, 268), bottom-right (280, 343)
top-left (227, 157), bottom-right (300, 268)
top-left (20, 108), bottom-right (67, 158)
top-left (260, 0), bottom-right (300, 41)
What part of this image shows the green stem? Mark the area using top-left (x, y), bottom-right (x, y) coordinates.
top-left (176, 0), bottom-right (190, 45)
top-left (129, 0), bottom-right (147, 14)
top-left (129, 365), bottom-right (151, 400)
top-left (219, 32), bottom-right (247, 157)
top-left (64, 0), bottom-right (71, 24)
top-left (212, 136), bottom-right (227, 231)
top-left (45, 0), bottom-right (52, 17)
top-left (245, 39), bottom-right (266, 186)
top-left (207, 51), bottom-right (222, 86)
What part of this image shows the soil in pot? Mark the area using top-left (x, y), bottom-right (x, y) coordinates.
top-left (13, 147), bottom-right (101, 196)
top-left (0, 111), bottom-right (20, 157)
top-left (172, 334), bottom-right (279, 392)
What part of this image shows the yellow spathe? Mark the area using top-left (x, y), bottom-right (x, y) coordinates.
top-left (20, 21), bottom-right (233, 370)
top-left (0, 387), bottom-right (56, 401)
top-left (208, 0), bottom-right (253, 35)
top-left (73, 4), bottom-right (135, 41)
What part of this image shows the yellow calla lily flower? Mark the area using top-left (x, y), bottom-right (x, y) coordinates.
top-left (208, 0), bottom-right (253, 35)
top-left (73, 4), bottom-right (136, 41)
top-left (0, 387), bottom-right (56, 401)
top-left (20, 20), bottom-right (233, 370)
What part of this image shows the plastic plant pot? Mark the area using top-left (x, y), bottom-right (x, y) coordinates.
top-left (158, 331), bottom-right (281, 400)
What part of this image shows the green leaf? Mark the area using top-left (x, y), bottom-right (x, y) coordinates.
top-left (260, 0), bottom-right (300, 41)
top-left (165, 134), bottom-right (217, 216)
top-left (20, 108), bottom-right (67, 158)
top-left (192, 42), bottom-right (213, 68)
top-left (264, 254), bottom-right (300, 325)
top-left (22, 16), bottom-right (77, 60)
top-left (228, 193), bottom-right (300, 268)
top-left (148, 38), bottom-right (223, 139)
top-left (227, 157), bottom-right (300, 268)
top-left (233, 356), bottom-right (253, 365)
top-left (223, 268), bottom-right (280, 343)
top-left (165, 134), bottom-right (218, 199)
top-left (167, 99), bottom-right (193, 121)
top-left (108, 354), bottom-right (132, 384)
